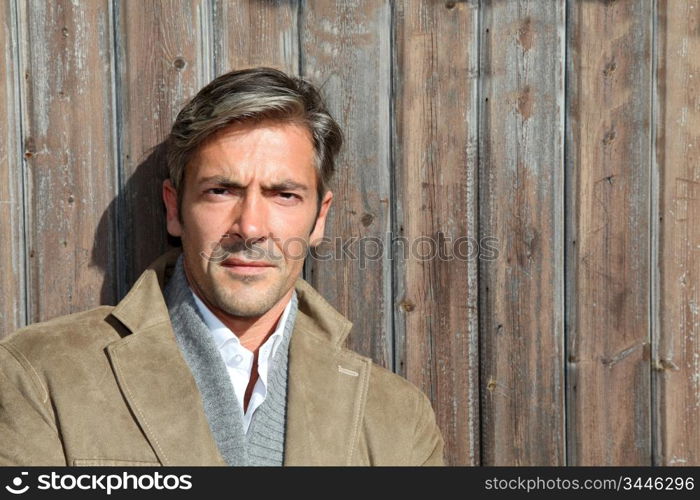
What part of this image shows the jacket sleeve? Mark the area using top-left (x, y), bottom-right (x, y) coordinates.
top-left (412, 391), bottom-right (445, 466)
top-left (0, 343), bottom-right (66, 465)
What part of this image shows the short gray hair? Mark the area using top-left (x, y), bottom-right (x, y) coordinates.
top-left (166, 67), bottom-right (343, 218)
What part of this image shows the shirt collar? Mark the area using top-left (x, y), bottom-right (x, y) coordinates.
top-left (188, 286), bottom-right (294, 357)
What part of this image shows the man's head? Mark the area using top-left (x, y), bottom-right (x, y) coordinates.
top-left (162, 67), bottom-right (342, 320)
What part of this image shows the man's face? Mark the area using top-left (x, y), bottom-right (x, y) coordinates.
top-left (162, 120), bottom-right (333, 319)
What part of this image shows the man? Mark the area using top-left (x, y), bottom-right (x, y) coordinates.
top-left (0, 67), bottom-right (444, 466)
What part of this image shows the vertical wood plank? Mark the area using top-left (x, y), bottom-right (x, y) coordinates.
top-left (300, 1), bottom-right (393, 369)
top-left (567, 0), bottom-right (653, 465)
top-left (0, 0), bottom-right (25, 336)
top-left (212, 0), bottom-right (298, 75)
top-left (20, 0), bottom-right (118, 322)
top-left (393, 0), bottom-right (480, 465)
top-left (479, 0), bottom-right (566, 465)
top-left (116, 0), bottom-right (207, 290)
top-left (654, 0), bottom-right (700, 466)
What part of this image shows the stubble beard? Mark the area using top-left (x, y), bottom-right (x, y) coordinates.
top-left (205, 264), bottom-right (289, 318)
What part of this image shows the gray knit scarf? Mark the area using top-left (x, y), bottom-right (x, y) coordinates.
top-left (163, 254), bottom-right (297, 466)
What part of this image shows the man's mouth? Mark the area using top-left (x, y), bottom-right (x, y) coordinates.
top-left (220, 257), bottom-right (275, 275)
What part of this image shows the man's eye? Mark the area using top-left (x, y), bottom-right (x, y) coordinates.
top-left (206, 188), bottom-right (229, 195)
top-left (279, 192), bottom-right (297, 199)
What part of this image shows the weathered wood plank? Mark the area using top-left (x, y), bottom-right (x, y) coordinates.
top-left (20, 0), bottom-right (118, 322)
top-left (393, 0), bottom-right (480, 465)
top-left (479, 0), bottom-right (566, 465)
top-left (566, 0), bottom-right (653, 465)
top-left (300, 0), bottom-right (393, 369)
top-left (654, 0), bottom-right (700, 466)
top-left (212, 0), bottom-right (298, 75)
top-left (0, 0), bottom-right (25, 336)
top-left (116, 0), bottom-right (207, 290)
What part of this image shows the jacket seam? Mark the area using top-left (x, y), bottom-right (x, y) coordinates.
top-left (109, 343), bottom-right (169, 465)
top-left (346, 357), bottom-right (371, 465)
top-left (419, 444), bottom-right (440, 467)
top-left (0, 342), bottom-right (49, 403)
top-left (72, 458), bottom-right (161, 466)
top-left (413, 391), bottom-right (428, 465)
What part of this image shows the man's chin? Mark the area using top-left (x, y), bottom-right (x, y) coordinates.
top-left (211, 280), bottom-right (282, 316)
top-left (217, 295), bottom-right (279, 318)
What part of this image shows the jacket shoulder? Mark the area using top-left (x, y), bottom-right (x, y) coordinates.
top-left (340, 347), bottom-right (444, 465)
top-left (365, 357), bottom-right (435, 418)
top-left (1, 306), bottom-right (122, 365)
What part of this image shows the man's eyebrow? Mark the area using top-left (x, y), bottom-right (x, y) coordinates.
top-left (197, 175), bottom-right (309, 192)
top-left (266, 179), bottom-right (309, 192)
top-left (198, 175), bottom-right (244, 188)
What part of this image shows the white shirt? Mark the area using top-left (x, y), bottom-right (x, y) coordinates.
top-left (189, 288), bottom-right (294, 434)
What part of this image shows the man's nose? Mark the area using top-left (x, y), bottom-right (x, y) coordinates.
top-left (229, 192), bottom-right (268, 245)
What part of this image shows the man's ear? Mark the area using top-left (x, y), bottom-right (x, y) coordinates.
top-left (309, 190), bottom-right (333, 247)
top-left (163, 179), bottom-right (183, 237)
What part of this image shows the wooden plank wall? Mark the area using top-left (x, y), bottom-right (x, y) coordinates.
top-left (480, 0), bottom-right (565, 466)
top-left (393, 0), bottom-right (480, 466)
top-left (0, 0), bottom-right (23, 335)
top-left (0, 0), bottom-right (698, 466)
top-left (567, 0), bottom-right (653, 465)
top-left (19, 0), bottom-right (118, 322)
top-left (655, 0), bottom-right (700, 466)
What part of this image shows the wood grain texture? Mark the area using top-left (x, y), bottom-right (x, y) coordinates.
top-left (300, 0), bottom-right (393, 369)
top-left (19, 0), bottom-right (118, 322)
top-left (212, 0), bottom-right (298, 75)
top-left (116, 0), bottom-right (207, 291)
top-left (566, 0), bottom-right (653, 465)
top-left (0, 0), bottom-right (25, 336)
top-left (393, 0), bottom-right (480, 465)
top-left (654, 0), bottom-right (700, 466)
top-left (479, 0), bottom-right (566, 465)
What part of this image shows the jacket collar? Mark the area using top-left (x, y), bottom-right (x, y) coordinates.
top-left (106, 247), bottom-right (368, 466)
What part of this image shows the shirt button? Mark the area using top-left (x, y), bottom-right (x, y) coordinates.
top-left (233, 354), bottom-right (243, 363)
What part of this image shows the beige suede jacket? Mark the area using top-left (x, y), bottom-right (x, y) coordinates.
top-left (0, 248), bottom-right (444, 466)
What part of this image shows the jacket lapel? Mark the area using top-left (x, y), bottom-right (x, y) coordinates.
top-left (106, 248), bottom-right (226, 466)
top-left (284, 280), bottom-right (371, 466)
top-left (106, 323), bottom-right (227, 466)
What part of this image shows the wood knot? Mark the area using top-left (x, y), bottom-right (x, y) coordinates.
top-left (603, 60), bottom-right (617, 77)
top-left (400, 300), bottom-right (415, 312)
top-left (173, 57), bottom-right (186, 70)
top-left (487, 377), bottom-right (497, 392)
top-left (602, 129), bottom-right (616, 145)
